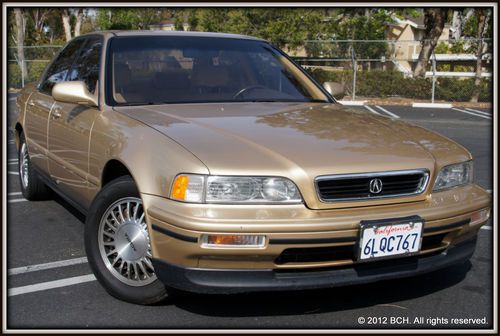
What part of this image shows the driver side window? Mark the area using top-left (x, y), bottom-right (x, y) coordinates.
top-left (39, 38), bottom-right (86, 95)
top-left (66, 37), bottom-right (102, 95)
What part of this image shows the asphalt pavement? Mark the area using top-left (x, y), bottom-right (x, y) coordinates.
top-left (5, 95), bottom-right (494, 329)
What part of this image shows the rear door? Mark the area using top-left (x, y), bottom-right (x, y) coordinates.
top-left (47, 36), bottom-right (103, 208)
top-left (24, 38), bottom-right (86, 174)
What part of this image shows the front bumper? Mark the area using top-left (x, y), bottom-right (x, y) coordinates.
top-left (152, 236), bottom-right (477, 294)
top-left (142, 184), bottom-right (490, 271)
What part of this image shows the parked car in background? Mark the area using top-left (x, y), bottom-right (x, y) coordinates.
top-left (14, 31), bottom-right (491, 304)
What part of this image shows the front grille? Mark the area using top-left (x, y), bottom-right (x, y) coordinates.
top-left (315, 169), bottom-right (429, 202)
top-left (275, 245), bottom-right (354, 265)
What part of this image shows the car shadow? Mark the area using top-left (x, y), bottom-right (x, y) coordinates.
top-left (168, 262), bottom-right (471, 317)
top-left (51, 192), bottom-right (86, 224)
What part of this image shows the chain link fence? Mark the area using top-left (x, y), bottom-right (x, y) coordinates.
top-left (8, 39), bottom-right (493, 103)
top-left (8, 45), bottom-right (62, 88)
top-left (292, 39), bottom-right (492, 103)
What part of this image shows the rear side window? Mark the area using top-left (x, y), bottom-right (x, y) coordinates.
top-left (66, 37), bottom-right (102, 94)
top-left (39, 38), bottom-right (86, 95)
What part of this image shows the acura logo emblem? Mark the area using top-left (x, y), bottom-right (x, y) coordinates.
top-left (369, 178), bottom-right (383, 194)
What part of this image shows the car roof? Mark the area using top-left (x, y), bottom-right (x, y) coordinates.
top-left (88, 30), bottom-right (266, 42)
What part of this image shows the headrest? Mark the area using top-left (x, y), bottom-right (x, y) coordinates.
top-left (154, 70), bottom-right (189, 89)
top-left (114, 63), bottom-right (131, 85)
top-left (191, 64), bottom-right (230, 88)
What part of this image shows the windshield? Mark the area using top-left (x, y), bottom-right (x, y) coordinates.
top-left (106, 36), bottom-right (330, 106)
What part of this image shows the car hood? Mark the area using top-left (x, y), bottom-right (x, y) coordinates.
top-left (115, 102), bottom-right (471, 209)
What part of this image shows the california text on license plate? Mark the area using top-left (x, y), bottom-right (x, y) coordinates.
top-left (358, 216), bottom-right (424, 261)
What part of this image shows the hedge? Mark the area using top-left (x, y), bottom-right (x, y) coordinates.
top-left (8, 62), bottom-right (48, 89)
top-left (307, 68), bottom-right (492, 102)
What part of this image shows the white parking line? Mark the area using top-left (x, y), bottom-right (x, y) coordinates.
top-left (8, 162), bottom-right (17, 165)
top-left (8, 171), bottom-right (19, 175)
top-left (481, 226), bottom-right (492, 231)
top-left (8, 274), bottom-right (96, 297)
top-left (451, 108), bottom-right (492, 120)
top-left (465, 108), bottom-right (492, 116)
top-left (9, 97), bottom-right (17, 101)
top-left (8, 198), bottom-right (28, 203)
top-left (8, 192), bottom-right (22, 196)
top-left (364, 105), bottom-right (381, 115)
top-left (8, 159), bottom-right (18, 162)
top-left (375, 106), bottom-right (400, 118)
top-left (8, 256), bottom-right (88, 276)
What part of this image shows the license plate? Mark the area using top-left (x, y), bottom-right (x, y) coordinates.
top-left (358, 216), bottom-right (424, 261)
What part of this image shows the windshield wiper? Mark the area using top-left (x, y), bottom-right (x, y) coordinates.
top-left (117, 102), bottom-right (159, 106)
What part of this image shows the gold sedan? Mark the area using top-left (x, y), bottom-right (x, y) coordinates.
top-left (14, 31), bottom-right (491, 304)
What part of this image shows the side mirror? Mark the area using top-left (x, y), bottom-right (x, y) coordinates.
top-left (52, 81), bottom-right (97, 107)
top-left (322, 82), bottom-right (345, 100)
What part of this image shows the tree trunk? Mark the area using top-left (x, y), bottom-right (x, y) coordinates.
top-left (413, 8), bottom-right (448, 77)
top-left (14, 8), bottom-right (28, 86)
top-left (470, 9), bottom-right (487, 103)
top-left (451, 10), bottom-right (463, 40)
top-left (74, 9), bottom-right (83, 37)
top-left (62, 9), bottom-right (72, 41)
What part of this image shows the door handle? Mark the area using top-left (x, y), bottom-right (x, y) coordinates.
top-left (52, 109), bottom-right (62, 119)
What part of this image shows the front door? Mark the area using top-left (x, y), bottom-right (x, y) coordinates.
top-left (47, 36), bottom-right (103, 208)
top-left (24, 38), bottom-right (86, 174)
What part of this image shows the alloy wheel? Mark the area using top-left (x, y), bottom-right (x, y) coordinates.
top-left (98, 197), bottom-right (157, 286)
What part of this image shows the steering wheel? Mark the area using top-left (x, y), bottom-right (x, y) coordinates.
top-left (232, 85), bottom-right (268, 99)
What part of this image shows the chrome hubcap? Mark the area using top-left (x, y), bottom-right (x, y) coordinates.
top-left (98, 197), bottom-right (156, 286)
top-left (19, 142), bottom-right (29, 189)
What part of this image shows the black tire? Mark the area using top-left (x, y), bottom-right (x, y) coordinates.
top-left (18, 133), bottom-right (51, 201)
top-left (85, 176), bottom-right (170, 305)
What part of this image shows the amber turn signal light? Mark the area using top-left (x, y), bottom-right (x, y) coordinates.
top-left (200, 234), bottom-right (266, 248)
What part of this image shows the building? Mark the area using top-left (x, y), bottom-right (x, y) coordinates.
top-left (149, 20), bottom-right (190, 32)
top-left (386, 15), bottom-right (491, 77)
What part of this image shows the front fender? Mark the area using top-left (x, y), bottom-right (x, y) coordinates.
top-left (86, 107), bottom-right (209, 205)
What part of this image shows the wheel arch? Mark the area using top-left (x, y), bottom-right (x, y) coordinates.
top-left (14, 122), bottom-right (23, 149)
top-left (101, 159), bottom-right (138, 188)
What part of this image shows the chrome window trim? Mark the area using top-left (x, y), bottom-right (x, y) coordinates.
top-left (314, 169), bottom-right (430, 203)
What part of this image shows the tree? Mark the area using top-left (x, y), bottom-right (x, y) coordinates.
top-left (96, 8), bottom-right (166, 30)
top-left (61, 8), bottom-right (84, 42)
top-left (182, 8), bottom-right (325, 50)
top-left (451, 9), bottom-right (464, 40)
top-left (14, 8), bottom-right (28, 83)
top-left (413, 8), bottom-right (448, 77)
top-left (26, 8), bottom-right (52, 43)
top-left (470, 9), bottom-right (487, 103)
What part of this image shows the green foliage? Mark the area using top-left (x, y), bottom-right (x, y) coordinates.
top-left (8, 61), bottom-right (49, 88)
top-left (96, 9), bottom-right (164, 30)
top-left (307, 68), bottom-right (491, 102)
top-left (181, 8), bottom-right (325, 49)
top-left (27, 61), bottom-right (49, 83)
top-left (305, 9), bottom-right (393, 59)
top-left (8, 63), bottom-right (22, 88)
top-left (435, 77), bottom-right (491, 101)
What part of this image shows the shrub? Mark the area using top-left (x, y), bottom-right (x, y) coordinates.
top-left (27, 61), bottom-right (49, 84)
top-left (8, 63), bottom-right (22, 89)
top-left (8, 61), bottom-right (48, 89)
top-left (306, 68), bottom-right (492, 102)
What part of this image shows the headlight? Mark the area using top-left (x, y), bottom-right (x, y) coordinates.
top-left (170, 174), bottom-right (302, 204)
top-left (433, 161), bottom-right (473, 191)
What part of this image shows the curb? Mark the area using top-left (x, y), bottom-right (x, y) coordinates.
top-left (411, 103), bottom-right (453, 108)
top-left (338, 100), bottom-right (367, 106)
